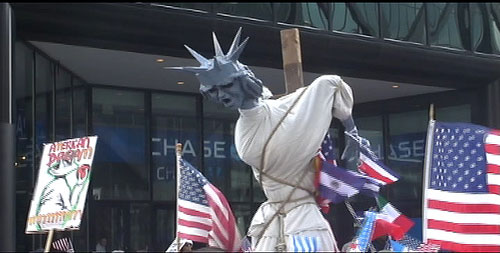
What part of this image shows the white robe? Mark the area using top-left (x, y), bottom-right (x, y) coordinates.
top-left (235, 75), bottom-right (354, 252)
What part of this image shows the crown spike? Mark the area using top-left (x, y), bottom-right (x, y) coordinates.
top-left (184, 45), bottom-right (210, 66)
top-left (226, 27), bottom-right (242, 58)
top-left (229, 36), bottom-right (249, 62)
top-left (212, 32), bottom-right (224, 57)
top-left (212, 58), bottom-right (222, 70)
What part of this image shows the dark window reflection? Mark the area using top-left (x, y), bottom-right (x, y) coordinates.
top-left (55, 66), bottom-right (72, 141)
top-left (73, 79), bottom-right (87, 138)
top-left (14, 41), bottom-right (34, 252)
top-left (160, 2), bottom-right (212, 12)
top-left (331, 3), bottom-right (361, 34)
top-left (387, 110), bottom-right (427, 217)
top-left (153, 206), bottom-right (175, 251)
top-left (216, 3), bottom-right (273, 21)
top-left (151, 93), bottom-right (200, 201)
top-left (35, 53), bottom-right (54, 174)
top-left (380, 3), bottom-right (426, 44)
top-left (470, 3), bottom-right (500, 54)
top-left (427, 3), bottom-right (469, 50)
top-left (203, 100), bottom-right (251, 202)
top-left (92, 88), bottom-right (148, 200)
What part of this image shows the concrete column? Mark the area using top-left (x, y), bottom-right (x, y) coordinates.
top-left (0, 2), bottom-right (16, 251)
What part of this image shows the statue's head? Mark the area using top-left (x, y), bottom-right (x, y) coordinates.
top-left (166, 28), bottom-right (271, 110)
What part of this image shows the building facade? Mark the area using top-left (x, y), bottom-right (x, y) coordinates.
top-left (2, 2), bottom-right (500, 251)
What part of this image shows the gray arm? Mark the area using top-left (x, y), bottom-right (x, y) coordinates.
top-left (341, 115), bottom-right (371, 170)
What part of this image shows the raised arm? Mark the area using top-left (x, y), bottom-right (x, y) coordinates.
top-left (341, 115), bottom-right (371, 170)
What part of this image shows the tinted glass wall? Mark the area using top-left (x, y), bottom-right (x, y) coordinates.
top-left (153, 2), bottom-right (500, 55)
top-left (14, 41), bottom-right (90, 252)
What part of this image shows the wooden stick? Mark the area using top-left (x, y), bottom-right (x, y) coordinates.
top-left (44, 229), bottom-right (55, 253)
top-left (280, 28), bottom-right (304, 95)
top-left (175, 143), bottom-right (183, 251)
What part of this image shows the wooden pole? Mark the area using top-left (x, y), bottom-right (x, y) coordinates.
top-left (44, 229), bottom-right (54, 253)
top-left (280, 28), bottom-right (304, 95)
top-left (175, 143), bottom-right (183, 251)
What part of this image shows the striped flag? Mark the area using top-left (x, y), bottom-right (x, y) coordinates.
top-left (376, 196), bottom-right (415, 237)
top-left (318, 159), bottom-right (367, 203)
top-left (317, 133), bottom-right (382, 206)
top-left (177, 158), bottom-right (241, 251)
top-left (423, 121), bottom-right (500, 252)
top-left (350, 211), bottom-right (377, 252)
top-left (288, 235), bottom-right (319, 252)
top-left (394, 234), bottom-right (440, 252)
top-left (358, 143), bottom-right (400, 185)
top-left (51, 237), bottom-right (74, 252)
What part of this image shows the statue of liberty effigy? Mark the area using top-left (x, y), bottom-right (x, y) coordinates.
top-left (167, 28), bottom-right (368, 252)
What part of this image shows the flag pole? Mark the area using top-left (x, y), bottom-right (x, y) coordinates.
top-left (44, 229), bottom-right (55, 252)
top-left (175, 143), bottom-right (183, 251)
top-left (422, 104), bottom-right (436, 243)
top-left (429, 103), bottom-right (435, 121)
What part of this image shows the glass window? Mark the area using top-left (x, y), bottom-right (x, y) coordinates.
top-left (151, 93), bottom-right (200, 201)
top-left (436, 104), bottom-right (471, 122)
top-left (73, 78), bottom-right (87, 138)
top-left (55, 66), bottom-right (72, 141)
top-left (380, 3), bottom-right (426, 44)
top-left (14, 41), bottom-right (34, 252)
top-left (387, 110), bottom-right (427, 217)
top-left (153, 206), bottom-right (176, 251)
top-left (35, 53), bottom-right (54, 172)
top-left (203, 100), bottom-right (251, 202)
top-left (470, 3), bottom-right (500, 54)
top-left (355, 115), bottom-right (384, 159)
top-left (331, 3), bottom-right (361, 34)
top-left (15, 42), bottom-right (34, 190)
top-left (129, 204), bottom-right (151, 251)
top-left (299, 3), bottom-right (331, 30)
top-left (92, 88), bottom-right (148, 200)
top-left (216, 3), bottom-right (273, 21)
top-left (161, 2), bottom-right (212, 12)
top-left (426, 3), bottom-right (469, 50)
top-left (232, 203), bottom-right (253, 238)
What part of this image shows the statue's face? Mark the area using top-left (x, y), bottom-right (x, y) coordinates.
top-left (201, 75), bottom-right (262, 110)
top-left (202, 80), bottom-right (245, 110)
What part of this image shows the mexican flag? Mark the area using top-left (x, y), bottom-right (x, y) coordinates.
top-left (371, 196), bottom-right (415, 241)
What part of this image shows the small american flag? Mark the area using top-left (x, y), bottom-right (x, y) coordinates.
top-left (51, 237), bottom-right (74, 252)
top-left (177, 158), bottom-right (241, 252)
top-left (423, 121), bottom-right (500, 252)
top-left (397, 234), bottom-right (440, 252)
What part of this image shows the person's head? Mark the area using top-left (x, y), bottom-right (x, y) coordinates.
top-left (166, 28), bottom-right (271, 110)
top-left (180, 240), bottom-right (193, 252)
top-left (99, 237), bottom-right (107, 246)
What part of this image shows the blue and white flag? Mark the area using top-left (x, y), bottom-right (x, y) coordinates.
top-left (350, 211), bottom-right (377, 252)
top-left (288, 235), bottom-right (319, 252)
top-left (318, 134), bottom-right (381, 204)
top-left (319, 160), bottom-right (366, 203)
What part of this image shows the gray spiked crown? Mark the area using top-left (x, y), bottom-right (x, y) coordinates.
top-left (165, 27), bottom-right (251, 89)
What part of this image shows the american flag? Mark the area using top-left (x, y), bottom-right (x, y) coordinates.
top-left (177, 159), bottom-right (241, 252)
top-left (395, 234), bottom-right (440, 252)
top-left (423, 121), bottom-right (500, 252)
top-left (51, 237), bottom-right (74, 252)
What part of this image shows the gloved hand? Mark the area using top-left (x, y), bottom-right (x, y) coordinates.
top-left (341, 116), bottom-right (371, 170)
